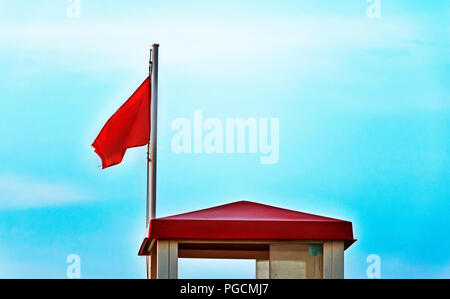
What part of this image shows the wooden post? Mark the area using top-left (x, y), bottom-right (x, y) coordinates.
top-left (323, 241), bottom-right (344, 279)
top-left (256, 260), bottom-right (269, 279)
top-left (148, 245), bottom-right (157, 279)
top-left (157, 240), bottom-right (178, 279)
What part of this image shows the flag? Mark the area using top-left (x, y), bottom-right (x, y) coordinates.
top-left (92, 77), bottom-right (150, 169)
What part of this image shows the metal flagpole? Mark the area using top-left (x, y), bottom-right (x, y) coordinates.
top-left (146, 44), bottom-right (159, 279)
top-left (146, 49), bottom-right (152, 228)
top-left (149, 44), bottom-right (159, 222)
top-left (148, 44), bottom-right (159, 226)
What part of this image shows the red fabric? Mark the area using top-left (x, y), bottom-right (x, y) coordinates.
top-left (92, 78), bottom-right (150, 169)
top-left (147, 201), bottom-right (356, 248)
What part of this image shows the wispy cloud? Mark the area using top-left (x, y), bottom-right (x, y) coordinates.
top-left (0, 174), bottom-right (88, 209)
top-left (0, 15), bottom-right (420, 73)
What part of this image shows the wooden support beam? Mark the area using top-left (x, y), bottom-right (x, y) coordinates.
top-left (157, 240), bottom-right (178, 279)
top-left (179, 249), bottom-right (269, 260)
top-left (323, 241), bottom-right (344, 279)
top-left (256, 260), bottom-right (270, 279)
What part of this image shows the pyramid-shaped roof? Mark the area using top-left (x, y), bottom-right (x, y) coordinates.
top-left (144, 201), bottom-right (355, 250)
top-left (162, 201), bottom-right (346, 222)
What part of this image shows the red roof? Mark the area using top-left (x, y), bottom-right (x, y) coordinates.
top-left (144, 201), bottom-right (355, 249)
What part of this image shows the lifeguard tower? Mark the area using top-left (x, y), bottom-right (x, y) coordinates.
top-left (139, 201), bottom-right (356, 279)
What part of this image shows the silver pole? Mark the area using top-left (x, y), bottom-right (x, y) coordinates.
top-left (146, 49), bottom-right (152, 228)
top-left (149, 44), bottom-right (159, 223)
top-left (145, 44), bottom-right (159, 279)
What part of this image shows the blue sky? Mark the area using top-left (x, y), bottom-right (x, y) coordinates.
top-left (0, 0), bottom-right (449, 278)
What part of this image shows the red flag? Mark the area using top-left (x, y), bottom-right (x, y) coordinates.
top-left (92, 77), bottom-right (150, 169)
